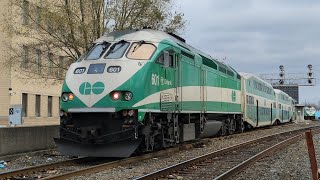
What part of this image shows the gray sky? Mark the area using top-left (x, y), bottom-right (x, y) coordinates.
top-left (178, 0), bottom-right (320, 105)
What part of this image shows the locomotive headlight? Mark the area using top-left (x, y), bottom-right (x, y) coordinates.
top-left (128, 110), bottom-right (135, 116)
top-left (61, 93), bottom-right (69, 102)
top-left (111, 91), bottom-right (121, 100)
top-left (124, 92), bottom-right (133, 101)
top-left (68, 93), bottom-right (74, 101)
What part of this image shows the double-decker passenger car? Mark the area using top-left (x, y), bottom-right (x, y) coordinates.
top-left (274, 89), bottom-right (295, 123)
top-left (241, 73), bottom-right (277, 128)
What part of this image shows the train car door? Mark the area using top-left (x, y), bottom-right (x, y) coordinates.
top-left (158, 50), bottom-right (176, 112)
top-left (174, 53), bottom-right (182, 112)
top-left (281, 105), bottom-right (284, 123)
top-left (270, 103), bottom-right (273, 125)
top-left (256, 100), bottom-right (259, 127)
top-left (200, 67), bottom-right (207, 112)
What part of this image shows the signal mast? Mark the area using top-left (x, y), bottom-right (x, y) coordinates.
top-left (260, 64), bottom-right (316, 104)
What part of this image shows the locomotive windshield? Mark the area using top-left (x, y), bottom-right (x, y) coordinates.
top-left (127, 41), bottom-right (156, 60)
top-left (105, 40), bottom-right (130, 59)
top-left (85, 41), bottom-right (110, 60)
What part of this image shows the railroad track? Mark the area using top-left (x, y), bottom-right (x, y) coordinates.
top-left (0, 157), bottom-right (114, 180)
top-left (0, 146), bottom-right (184, 180)
top-left (1, 124), bottom-right (317, 180)
top-left (134, 126), bottom-right (320, 180)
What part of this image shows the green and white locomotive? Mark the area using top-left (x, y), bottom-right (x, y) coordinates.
top-left (55, 29), bottom-right (295, 157)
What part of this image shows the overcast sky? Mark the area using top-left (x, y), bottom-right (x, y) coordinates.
top-left (178, 0), bottom-right (320, 105)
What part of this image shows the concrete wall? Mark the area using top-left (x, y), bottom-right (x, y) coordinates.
top-left (0, 125), bottom-right (59, 156)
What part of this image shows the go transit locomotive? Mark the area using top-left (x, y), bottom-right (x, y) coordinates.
top-left (54, 29), bottom-right (295, 157)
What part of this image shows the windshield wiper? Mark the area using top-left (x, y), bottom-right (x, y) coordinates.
top-left (99, 41), bottom-right (110, 57)
top-left (132, 40), bottom-right (145, 52)
top-left (109, 40), bottom-right (127, 54)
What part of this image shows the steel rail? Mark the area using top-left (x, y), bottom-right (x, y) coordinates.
top-left (42, 147), bottom-right (182, 180)
top-left (2, 124), bottom-right (318, 180)
top-left (0, 157), bottom-right (88, 179)
top-left (135, 126), bottom-right (320, 180)
top-left (214, 133), bottom-right (305, 180)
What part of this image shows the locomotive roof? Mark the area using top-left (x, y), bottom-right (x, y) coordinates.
top-left (97, 29), bottom-right (238, 75)
top-left (97, 29), bottom-right (179, 43)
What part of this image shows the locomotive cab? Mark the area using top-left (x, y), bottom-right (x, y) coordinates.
top-left (55, 31), bottom-right (175, 157)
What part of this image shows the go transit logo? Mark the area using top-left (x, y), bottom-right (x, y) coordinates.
top-left (79, 82), bottom-right (105, 95)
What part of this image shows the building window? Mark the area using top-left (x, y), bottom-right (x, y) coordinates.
top-left (47, 12), bottom-right (54, 34)
top-left (21, 45), bottom-right (29, 69)
top-left (58, 56), bottom-right (64, 78)
top-left (22, 0), bottom-right (29, 25)
top-left (48, 96), bottom-right (52, 117)
top-left (36, 49), bottom-right (42, 74)
top-left (48, 53), bottom-right (53, 75)
top-left (22, 93), bottom-right (28, 117)
top-left (35, 95), bottom-right (41, 117)
top-left (36, 6), bottom-right (41, 30)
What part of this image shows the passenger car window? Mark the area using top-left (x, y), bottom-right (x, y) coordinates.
top-left (127, 42), bottom-right (156, 60)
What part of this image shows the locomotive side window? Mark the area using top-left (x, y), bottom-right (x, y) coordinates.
top-left (156, 51), bottom-right (174, 67)
top-left (127, 42), bottom-right (156, 60)
top-left (86, 42), bottom-right (110, 60)
top-left (105, 40), bottom-right (130, 59)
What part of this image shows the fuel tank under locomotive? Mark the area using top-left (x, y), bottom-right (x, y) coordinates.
top-left (54, 111), bottom-right (142, 157)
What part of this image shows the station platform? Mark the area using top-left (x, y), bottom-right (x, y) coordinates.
top-left (0, 125), bottom-right (59, 156)
top-left (0, 118), bottom-right (59, 127)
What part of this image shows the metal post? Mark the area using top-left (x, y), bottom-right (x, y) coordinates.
top-left (305, 130), bottom-right (318, 180)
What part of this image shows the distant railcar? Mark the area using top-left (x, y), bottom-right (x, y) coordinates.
top-left (304, 106), bottom-right (316, 120)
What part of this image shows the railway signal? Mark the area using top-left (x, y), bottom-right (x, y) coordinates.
top-left (260, 64), bottom-right (316, 104)
top-left (307, 64), bottom-right (313, 84)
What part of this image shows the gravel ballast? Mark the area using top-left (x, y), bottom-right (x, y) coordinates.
top-left (0, 149), bottom-right (70, 173)
top-left (69, 121), bottom-right (320, 180)
top-left (235, 131), bottom-right (320, 180)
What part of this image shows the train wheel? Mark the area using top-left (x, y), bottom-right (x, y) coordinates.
top-left (238, 119), bottom-right (245, 133)
top-left (218, 122), bottom-right (227, 136)
top-left (227, 119), bottom-right (236, 135)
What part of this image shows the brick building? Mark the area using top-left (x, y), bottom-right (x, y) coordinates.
top-left (0, 0), bottom-right (64, 126)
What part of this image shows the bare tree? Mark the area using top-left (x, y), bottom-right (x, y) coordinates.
top-left (2, 0), bottom-right (185, 81)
